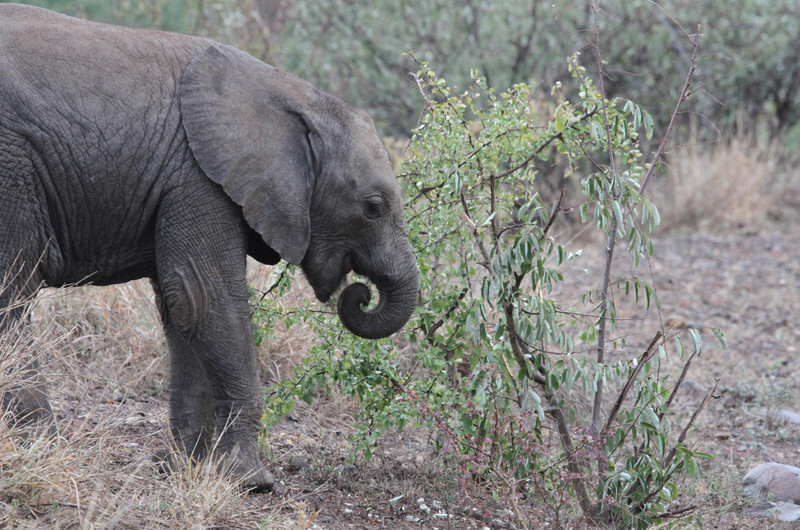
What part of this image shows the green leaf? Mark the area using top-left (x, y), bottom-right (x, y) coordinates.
top-left (640, 407), bottom-right (660, 429)
top-left (643, 112), bottom-right (655, 139)
top-left (612, 200), bottom-right (624, 228)
top-left (654, 432), bottom-right (667, 457)
top-left (712, 327), bottom-right (727, 348)
top-left (688, 328), bottom-right (703, 354)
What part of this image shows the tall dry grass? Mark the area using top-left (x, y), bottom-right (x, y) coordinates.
top-left (652, 132), bottom-right (797, 231)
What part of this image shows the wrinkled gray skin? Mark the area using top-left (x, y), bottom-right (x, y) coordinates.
top-left (0, 4), bottom-right (418, 491)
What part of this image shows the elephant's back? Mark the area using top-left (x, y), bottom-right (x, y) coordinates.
top-left (0, 3), bottom-right (209, 190)
top-left (0, 3), bottom-right (210, 187)
top-left (0, 4), bottom-right (209, 94)
top-left (0, 3), bottom-right (208, 48)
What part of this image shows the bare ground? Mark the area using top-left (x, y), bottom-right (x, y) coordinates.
top-left (3, 224), bottom-right (800, 528)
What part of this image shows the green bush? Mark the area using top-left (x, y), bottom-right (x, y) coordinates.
top-left (256, 42), bottom-right (722, 525)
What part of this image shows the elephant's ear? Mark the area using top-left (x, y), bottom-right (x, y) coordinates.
top-left (179, 45), bottom-right (318, 264)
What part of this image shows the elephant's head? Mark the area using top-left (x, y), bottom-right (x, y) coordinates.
top-left (179, 45), bottom-right (418, 339)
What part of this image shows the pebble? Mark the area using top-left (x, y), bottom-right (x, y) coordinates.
top-left (772, 409), bottom-right (800, 425)
top-left (743, 462), bottom-right (800, 503)
top-left (746, 501), bottom-right (800, 522)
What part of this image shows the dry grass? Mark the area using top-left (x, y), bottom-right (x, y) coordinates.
top-left (0, 407), bottom-right (255, 528)
top-left (652, 133), bottom-right (797, 231)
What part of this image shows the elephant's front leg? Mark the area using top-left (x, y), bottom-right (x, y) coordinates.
top-left (156, 264), bottom-right (273, 491)
top-left (157, 297), bottom-right (216, 460)
top-left (154, 194), bottom-right (272, 491)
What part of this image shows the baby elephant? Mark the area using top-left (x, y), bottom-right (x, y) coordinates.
top-left (0, 4), bottom-right (418, 491)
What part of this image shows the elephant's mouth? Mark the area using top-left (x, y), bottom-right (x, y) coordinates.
top-left (309, 253), bottom-right (356, 303)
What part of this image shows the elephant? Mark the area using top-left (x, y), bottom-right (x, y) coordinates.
top-left (0, 4), bottom-right (418, 491)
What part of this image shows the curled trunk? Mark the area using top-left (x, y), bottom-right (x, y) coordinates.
top-left (337, 267), bottom-right (418, 339)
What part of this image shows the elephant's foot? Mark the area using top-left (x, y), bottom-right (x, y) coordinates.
top-left (221, 441), bottom-right (275, 492)
top-left (152, 447), bottom-right (187, 475)
top-left (3, 387), bottom-right (56, 437)
top-left (152, 444), bottom-right (276, 493)
top-left (241, 466), bottom-right (276, 492)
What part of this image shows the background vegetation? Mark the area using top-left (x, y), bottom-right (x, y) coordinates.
top-left (15, 0), bottom-right (800, 143)
top-left (3, 0), bottom-right (800, 528)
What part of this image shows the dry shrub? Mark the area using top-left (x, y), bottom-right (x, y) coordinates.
top-left (653, 133), bottom-right (793, 231)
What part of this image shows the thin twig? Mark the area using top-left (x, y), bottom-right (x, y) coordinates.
top-left (635, 338), bottom-right (698, 454)
top-left (258, 266), bottom-right (290, 300)
top-left (421, 287), bottom-right (469, 340)
top-left (592, 16), bottom-right (702, 434)
top-left (663, 346), bottom-right (699, 413)
top-left (589, 2), bottom-right (619, 180)
top-left (591, 221), bottom-right (618, 434)
top-left (589, 0), bottom-right (622, 435)
top-left (461, 192), bottom-right (493, 268)
top-left (492, 110), bottom-right (598, 181)
top-left (639, 24), bottom-right (702, 197)
top-left (602, 331), bottom-right (665, 434)
top-left (662, 378), bottom-right (720, 469)
top-left (550, 405), bottom-right (597, 521)
top-left (541, 186), bottom-right (566, 238)
top-left (71, 477), bottom-right (82, 526)
top-left (630, 378), bottom-right (720, 514)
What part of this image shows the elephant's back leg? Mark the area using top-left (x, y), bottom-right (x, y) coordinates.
top-left (0, 145), bottom-right (57, 305)
top-left (0, 155), bottom-right (54, 429)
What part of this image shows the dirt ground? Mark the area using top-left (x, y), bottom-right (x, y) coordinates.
top-left (4, 223), bottom-right (800, 528)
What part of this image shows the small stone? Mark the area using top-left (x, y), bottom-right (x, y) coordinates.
top-left (743, 463), bottom-right (800, 503)
top-left (746, 502), bottom-right (800, 522)
top-left (286, 456), bottom-right (310, 474)
top-left (773, 409), bottom-right (800, 425)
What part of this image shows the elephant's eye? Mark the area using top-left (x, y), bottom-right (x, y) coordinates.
top-left (364, 198), bottom-right (386, 220)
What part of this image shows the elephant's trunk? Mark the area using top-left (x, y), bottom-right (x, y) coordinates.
top-left (337, 261), bottom-right (418, 340)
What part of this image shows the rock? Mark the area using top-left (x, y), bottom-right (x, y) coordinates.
top-left (746, 502), bottom-right (800, 522)
top-left (773, 409), bottom-right (800, 425)
top-left (743, 463), bottom-right (800, 503)
top-left (332, 464), bottom-right (359, 481)
top-left (286, 456), bottom-right (310, 474)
